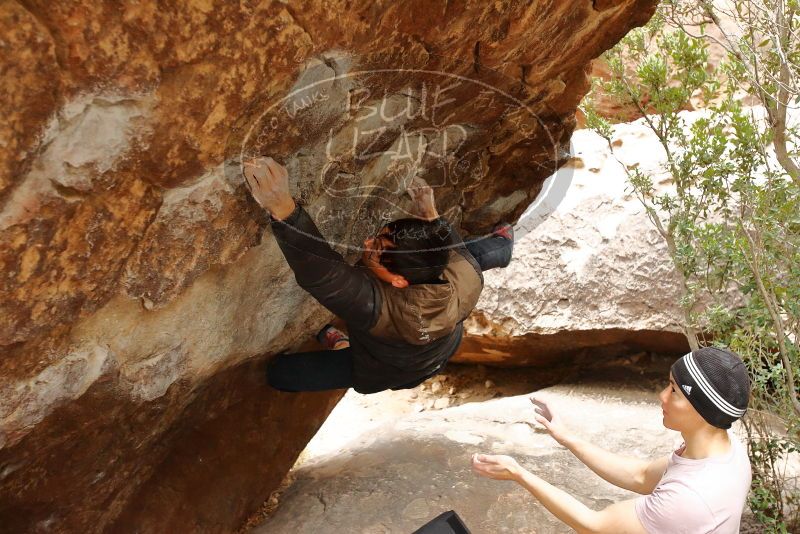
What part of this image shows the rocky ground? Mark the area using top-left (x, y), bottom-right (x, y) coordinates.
top-left (244, 353), bottom-right (762, 533)
top-left (295, 351), bottom-right (668, 465)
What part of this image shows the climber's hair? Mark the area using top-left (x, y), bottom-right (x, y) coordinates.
top-left (379, 218), bottom-right (453, 285)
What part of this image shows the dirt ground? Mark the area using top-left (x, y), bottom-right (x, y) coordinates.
top-left (239, 351), bottom-right (676, 530)
top-left (240, 351), bottom-right (770, 532)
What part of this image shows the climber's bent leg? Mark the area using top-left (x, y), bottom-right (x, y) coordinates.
top-left (267, 348), bottom-right (355, 392)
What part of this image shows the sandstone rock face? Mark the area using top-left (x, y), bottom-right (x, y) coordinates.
top-left (252, 383), bottom-right (688, 533)
top-left (457, 122), bottom-right (691, 367)
top-left (0, 1), bottom-right (658, 531)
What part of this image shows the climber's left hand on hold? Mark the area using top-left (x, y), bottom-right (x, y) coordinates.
top-left (406, 176), bottom-right (439, 221)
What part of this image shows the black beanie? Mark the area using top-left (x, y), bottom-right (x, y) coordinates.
top-left (670, 347), bottom-right (750, 429)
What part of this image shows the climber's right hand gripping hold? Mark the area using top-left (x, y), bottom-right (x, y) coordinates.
top-left (243, 156), bottom-right (296, 220)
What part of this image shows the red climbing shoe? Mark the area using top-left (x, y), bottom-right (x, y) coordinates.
top-left (316, 324), bottom-right (350, 350)
top-left (492, 222), bottom-right (514, 241)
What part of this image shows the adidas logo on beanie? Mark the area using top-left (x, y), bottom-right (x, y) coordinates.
top-left (671, 347), bottom-right (750, 429)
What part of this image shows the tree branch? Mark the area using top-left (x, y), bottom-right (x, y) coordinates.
top-left (741, 225), bottom-right (800, 416)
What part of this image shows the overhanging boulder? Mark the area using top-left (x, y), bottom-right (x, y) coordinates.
top-left (0, 1), bottom-right (658, 531)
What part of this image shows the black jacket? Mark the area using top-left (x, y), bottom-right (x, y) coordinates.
top-left (270, 204), bottom-right (483, 394)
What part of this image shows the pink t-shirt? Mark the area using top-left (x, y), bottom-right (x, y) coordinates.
top-left (635, 435), bottom-right (751, 534)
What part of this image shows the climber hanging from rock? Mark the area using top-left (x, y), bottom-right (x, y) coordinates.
top-left (242, 156), bottom-right (514, 394)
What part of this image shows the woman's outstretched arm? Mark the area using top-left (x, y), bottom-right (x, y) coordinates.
top-left (531, 396), bottom-right (669, 494)
top-left (472, 453), bottom-right (647, 534)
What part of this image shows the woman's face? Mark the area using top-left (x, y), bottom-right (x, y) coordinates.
top-left (658, 372), bottom-right (706, 432)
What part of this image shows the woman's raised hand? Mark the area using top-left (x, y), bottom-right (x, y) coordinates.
top-left (530, 396), bottom-right (572, 446)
